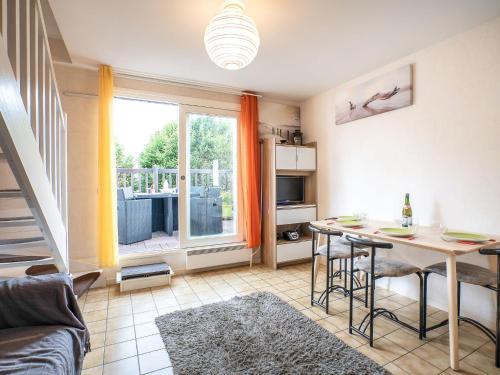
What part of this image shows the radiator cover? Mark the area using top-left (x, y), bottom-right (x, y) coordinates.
top-left (186, 244), bottom-right (249, 270)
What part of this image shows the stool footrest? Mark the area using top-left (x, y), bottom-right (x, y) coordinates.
top-left (425, 316), bottom-right (496, 343)
top-left (355, 307), bottom-right (420, 336)
top-left (317, 284), bottom-right (366, 304)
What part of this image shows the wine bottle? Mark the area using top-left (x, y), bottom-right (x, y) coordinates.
top-left (402, 193), bottom-right (413, 227)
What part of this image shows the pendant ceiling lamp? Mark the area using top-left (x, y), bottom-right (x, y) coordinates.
top-left (204, 0), bottom-right (260, 70)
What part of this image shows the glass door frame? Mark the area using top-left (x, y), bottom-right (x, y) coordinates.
top-left (178, 104), bottom-right (244, 248)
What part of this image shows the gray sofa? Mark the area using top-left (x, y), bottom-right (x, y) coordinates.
top-left (117, 187), bottom-right (152, 245)
top-left (0, 273), bottom-right (89, 375)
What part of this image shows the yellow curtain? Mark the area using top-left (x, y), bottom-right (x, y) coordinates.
top-left (97, 65), bottom-right (118, 268)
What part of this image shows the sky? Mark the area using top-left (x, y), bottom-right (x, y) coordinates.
top-left (113, 97), bottom-right (179, 166)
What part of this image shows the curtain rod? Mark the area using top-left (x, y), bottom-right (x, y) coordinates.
top-left (62, 91), bottom-right (241, 112)
top-left (115, 70), bottom-right (263, 98)
top-left (55, 61), bottom-right (262, 98)
top-left (63, 90), bottom-right (261, 99)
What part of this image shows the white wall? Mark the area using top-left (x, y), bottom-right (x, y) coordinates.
top-left (301, 17), bottom-right (500, 327)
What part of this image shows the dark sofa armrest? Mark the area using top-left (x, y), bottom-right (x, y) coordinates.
top-left (0, 273), bottom-right (86, 331)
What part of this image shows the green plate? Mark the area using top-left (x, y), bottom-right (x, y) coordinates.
top-left (340, 220), bottom-right (363, 228)
top-left (336, 216), bottom-right (360, 222)
top-left (379, 227), bottom-right (415, 237)
top-left (442, 231), bottom-right (489, 243)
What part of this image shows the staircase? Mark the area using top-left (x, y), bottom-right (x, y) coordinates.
top-left (0, 0), bottom-right (68, 273)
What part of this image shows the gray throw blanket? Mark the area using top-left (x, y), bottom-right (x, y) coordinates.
top-left (0, 273), bottom-right (90, 375)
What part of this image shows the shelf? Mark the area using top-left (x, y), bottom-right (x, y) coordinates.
top-left (276, 235), bottom-right (312, 246)
top-left (277, 203), bottom-right (316, 210)
top-left (261, 138), bottom-right (317, 269)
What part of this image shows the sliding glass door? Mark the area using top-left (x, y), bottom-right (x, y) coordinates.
top-left (178, 105), bottom-right (242, 247)
top-left (114, 96), bottom-right (241, 255)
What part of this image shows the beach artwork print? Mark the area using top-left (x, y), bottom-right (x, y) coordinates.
top-left (335, 65), bottom-right (413, 125)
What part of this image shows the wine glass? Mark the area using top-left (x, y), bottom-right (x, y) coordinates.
top-left (439, 223), bottom-right (450, 240)
top-left (353, 211), bottom-right (367, 221)
top-left (409, 218), bottom-right (419, 236)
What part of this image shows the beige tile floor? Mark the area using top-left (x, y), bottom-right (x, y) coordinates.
top-left (79, 263), bottom-right (499, 375)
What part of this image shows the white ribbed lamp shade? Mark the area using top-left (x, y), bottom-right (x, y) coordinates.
top-left (204, 0), bottom-right (260, 70)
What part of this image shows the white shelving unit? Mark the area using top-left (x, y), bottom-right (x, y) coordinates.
top-left (261, 140), bottom-right (317, 269)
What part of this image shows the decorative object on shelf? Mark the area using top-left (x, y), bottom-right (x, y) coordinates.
top-left (205, 0), bottom-right (260, 70)
top-left (293, 130), bottom-right (303, 145)
top-left (282, 230), bottom-right (300, 241)
top-left (335, 64), bottom-right (413, 125)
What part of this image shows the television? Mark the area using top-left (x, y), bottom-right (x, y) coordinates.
top-left (276, 176), bottom-right (305, 205)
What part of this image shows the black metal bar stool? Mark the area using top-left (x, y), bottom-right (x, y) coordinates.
top-left (309, 224), bottom-right (369, 314)
top-left (422, 248), bottom-right (500, 367)
top-left (346, 235), bottom-right (424, 346)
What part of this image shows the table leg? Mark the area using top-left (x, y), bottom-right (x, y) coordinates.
top-left (446, 254), bottom-right (460, 370)
top-left (163, 197), bottom-right (173, 236)
top-left (313, 234), bottom-right (321, 286)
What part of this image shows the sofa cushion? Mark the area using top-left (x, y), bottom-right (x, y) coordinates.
top-left (0, 325), bottom-right (83, 375)
top-left (0, 274), bottom-right (89, 374)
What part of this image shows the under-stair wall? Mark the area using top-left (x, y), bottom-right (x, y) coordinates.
top-left (0, 0), bottom-right (68, 273)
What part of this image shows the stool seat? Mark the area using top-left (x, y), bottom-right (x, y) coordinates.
top-left (355, 257), bottom-right (421, 278)
top-left (318, 243), bottom-right (369, 259)
top-left (338, 236), bottom-right (370, 248)
top-left (424, 262), bottom-right (497, 287)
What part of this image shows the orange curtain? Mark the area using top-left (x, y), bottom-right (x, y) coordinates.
top-left (97, 65), bottom-right (118, 268)
top-left (240, 95), bottom-right (261, 248)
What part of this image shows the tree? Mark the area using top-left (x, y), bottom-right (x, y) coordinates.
top-left (189, 116), bottom-right (233, 170)
top-left (139, 122), bottom-right (178, 168)
top-left (138, 118), bottom-right (233, 170)
top-left (115, 141), bottom-right (135, 189)
top-left (115, 141), bottom-right (134, 168)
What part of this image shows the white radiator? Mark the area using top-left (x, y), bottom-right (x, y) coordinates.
top-left (186, 244), bottom-right (250, 270)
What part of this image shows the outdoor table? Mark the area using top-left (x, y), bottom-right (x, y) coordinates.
top-left (310, 219), bottom-right (500, 371)
top-left (135, 193), bottom-right (178, 236)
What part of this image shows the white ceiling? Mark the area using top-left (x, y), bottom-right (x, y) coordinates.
top-left (49, 0), bottom-right (500, 102)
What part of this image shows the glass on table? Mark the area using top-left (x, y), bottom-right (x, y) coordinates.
top-left (409, 218), bottom-right (419, 235)
top-left (393, 217), bottom-right (419, 236)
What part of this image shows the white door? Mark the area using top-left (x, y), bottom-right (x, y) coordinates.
top-left (178, 105), bottom-right (243, 248)
top-left (296, 147), bottom-right (316, 170)
top-left (276, 145), bottom-right (297, 170)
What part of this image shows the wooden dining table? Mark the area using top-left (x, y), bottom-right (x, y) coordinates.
top-left (310, 219), bottom-right (500, 370)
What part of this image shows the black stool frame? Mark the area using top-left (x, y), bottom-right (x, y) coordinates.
top-left (422, 248), bottom-right (500, 368)
top-left (309, 225), bottom-right (367, 313)
top-left (347, 235), bottom-right (424, 346)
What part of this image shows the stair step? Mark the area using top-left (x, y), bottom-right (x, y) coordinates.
top-left (0, 189), bottom-right (23, 198)
top-left (0, 237), bottom-right (46, 250)
top-left (0, 256), bottom-right (54, 269)
top-left (0, 217), bottom-right (36, 228)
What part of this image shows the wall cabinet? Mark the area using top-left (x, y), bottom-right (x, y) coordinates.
top-left (277, 241), bottom-right (311, 263)
top-left (275, 146), bottom-right (297, 170)
top-left (276, 206), bottom-right (317, 226)
top-left (296, 147), bottom-right (316, 170)
top-left (276, 145), bottom-right (316, 170)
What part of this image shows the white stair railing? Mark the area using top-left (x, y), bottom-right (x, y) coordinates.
top-left (0, 0), bottom-right (68, 271)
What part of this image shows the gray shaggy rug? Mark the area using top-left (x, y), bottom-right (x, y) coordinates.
top-left (155, 292), bottom-right (390, 375)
